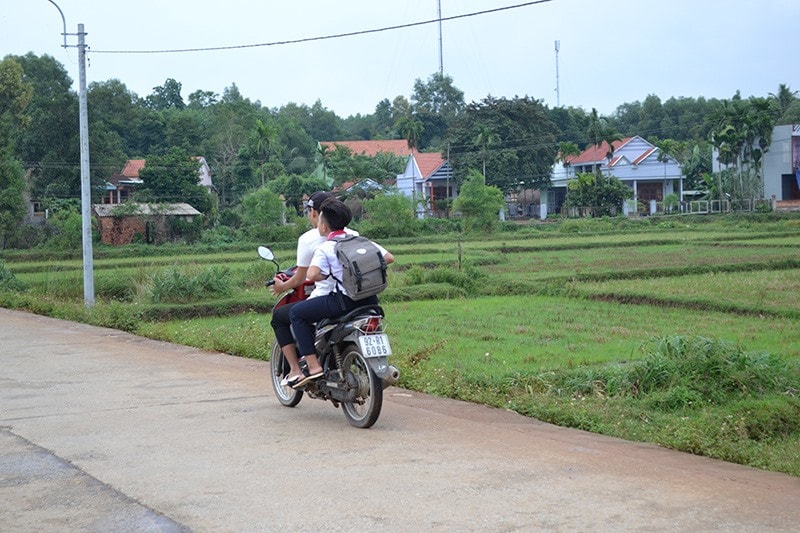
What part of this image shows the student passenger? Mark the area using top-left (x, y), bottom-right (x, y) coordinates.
top-left (287, 199), bottom-right (393, 388)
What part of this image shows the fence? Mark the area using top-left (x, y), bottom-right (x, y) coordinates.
top-left (558, 198), bottom-right (773, 218)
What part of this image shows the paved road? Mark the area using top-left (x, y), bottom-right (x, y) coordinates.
top-left (2, 308), bottom-right (799, 532)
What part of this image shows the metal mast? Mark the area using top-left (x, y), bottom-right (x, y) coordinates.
top-left (438, 0), bottom-right (444, 75)
top-left (554, 40), bottom-right (560, 107)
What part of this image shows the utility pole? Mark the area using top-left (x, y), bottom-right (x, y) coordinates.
top-left (77, 24), bottom-right (94, 306)
top-left (554, 40), bottom-right (560, 107)
top-left (49, 1), bottom-right (94, 306)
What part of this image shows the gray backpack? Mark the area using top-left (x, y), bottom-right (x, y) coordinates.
top-left (332, 235), bottom-right (388, 300)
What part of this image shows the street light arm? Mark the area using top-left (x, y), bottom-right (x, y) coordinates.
top-left (46, 0), bottom-right (68, 48)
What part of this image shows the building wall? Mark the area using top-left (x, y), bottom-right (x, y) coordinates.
top-left (97, 216), bottom-right (148, 245)
top-left (763, 125), bottom-right (795, 200)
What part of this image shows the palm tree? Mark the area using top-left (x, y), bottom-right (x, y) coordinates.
top-left (398, 116), bottom-right (424, 151)
top-left (587, 108), bottom-right (621, 173)
top-left (474, 124), bottom-right (500, 178)
top-left (254, 118), bottom-right (279, 187)
top-left (556, 141), bottom-right (581, 179)
top-left (768, 83), bottom-right (798, 122)
top-left (315, 143), bottom-right (332, 186)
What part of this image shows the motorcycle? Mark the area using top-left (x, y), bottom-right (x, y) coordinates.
top-left (258, 246), bottom-right (399, 428)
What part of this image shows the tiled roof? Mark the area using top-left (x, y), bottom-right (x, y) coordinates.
top-left (321, 140), bottom-right (416, 157)
top-left (415, 152), bottom-right (445, 178)
top-left (568, 137), bottom-right (633, 164)
top-left (632, 147), bottom-right (657, 165)
top-left (121, 159), bottom-right (146, 178)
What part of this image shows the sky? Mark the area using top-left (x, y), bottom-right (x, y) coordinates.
top-left (2, 0), bottom-right (799, 118)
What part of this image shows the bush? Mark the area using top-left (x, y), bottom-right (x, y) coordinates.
top-left (452, 170), bottom-right (504, 233)
top-left (359, 192), bottom-right (418, 238)
top-left (0, 261), bottom-right (27, 291)
top-left (144, 266), bottom-right (234, 303)
top-left (44, 209), bottom-right (84, 250)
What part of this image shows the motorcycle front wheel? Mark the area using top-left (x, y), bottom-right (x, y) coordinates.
top-left (341, 343), bottom-right (383, 428)
top-left (269, 340), bottom-right (303, 407)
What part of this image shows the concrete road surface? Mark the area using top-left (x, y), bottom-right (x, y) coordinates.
top-left (1, 307), bottom-right (799, 532)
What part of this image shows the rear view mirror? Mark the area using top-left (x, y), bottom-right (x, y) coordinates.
top-left (257, 246), bottom-right (274, 261)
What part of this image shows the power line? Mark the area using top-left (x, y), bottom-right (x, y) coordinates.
top-left (91, 1), bottom-right (553, 55)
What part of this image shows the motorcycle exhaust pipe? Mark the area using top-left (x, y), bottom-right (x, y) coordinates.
top-left (383, 365), bottom-right (400, 387)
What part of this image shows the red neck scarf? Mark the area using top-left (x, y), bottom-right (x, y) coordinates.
top-left (327, 230), bottom-right (346, 241)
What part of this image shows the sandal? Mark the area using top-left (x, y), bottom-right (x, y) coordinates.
top-left (292, 370), bottom-right (324, 389)
top-left (280, 373), bottom-right (304, 388)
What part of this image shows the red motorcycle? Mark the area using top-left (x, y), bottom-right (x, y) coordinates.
top-left (259, 246), bottom-right (399, 428)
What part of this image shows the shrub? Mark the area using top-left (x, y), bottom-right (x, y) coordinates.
top-left (0, 261), bottom-right (27, 291)
top-left (360, 192), bottom-right (418, 238)
top-left (452, 170), bottom-right (504, 233)
top-left (145, 266), bottom-right (234, 303)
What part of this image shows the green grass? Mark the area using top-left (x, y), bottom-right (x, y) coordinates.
top-left (572, 269), bottom-right (800, 318)
top-left (3, 215), bottom-right (800, 476)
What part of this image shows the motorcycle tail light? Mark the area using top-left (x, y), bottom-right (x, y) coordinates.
top-left (355, 316), bottom-right (382, 333)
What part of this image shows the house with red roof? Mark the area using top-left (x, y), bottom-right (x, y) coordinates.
top-left (100, 157), bottom-right (216, 205)
top-left (550, 135), bottom-right (683, 213)
top-left (396, 151), bottom-right (453, 218)
top-left (318, 140), bottom-right (454, 218)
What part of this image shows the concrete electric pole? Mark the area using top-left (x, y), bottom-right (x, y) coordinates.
top-left (48, 1), bottom-right (94, 306)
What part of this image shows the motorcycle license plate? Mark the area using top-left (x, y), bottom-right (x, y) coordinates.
top-left (359, 334), bottom-right (392, 358)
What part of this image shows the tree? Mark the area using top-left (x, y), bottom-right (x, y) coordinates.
top-left (768, 83), bottom-right (798, 123)
top-left (680, 142), bottom-right (712, 191)
top-left (655, 138), bottom-right (679, 197)
top-left (473, 124), bottom-right (500, 178)
top-left (0, 56), bottom-right (32, 136)
top-left (708, 94), bottom-right (777, 201)
top-left (325, 146), bottom-right (404, 187)
top-left (411, 72), bottom-right (465, 120)
top-left (165, 109), bottom-right (203, 152)
top-left (396, 115), bottom-right (424, 151)
top-left (253, 118), bottom-right (280, 186)
top-left (556, 141), bottom-right (581, 180)
top-left (410, 73), bottom-right (465, 149)
top-left (187, 90), bottom-right (218, 109)
top-left (0, 57), bottom-right (32, 248)
top-left (240, 187), bottom-right (285, 233)
top-left (452, 170), bottom-right (504, 232)
top-left (0, 156), bottom-right (26, 249)
top-left (136, 147), bottom-right (212, 214)
top-left (373, 98), bottom-right (394, 136)
top-left (145, 78), bottom-right (185, 110)
top-left (447, 96), bottom-right (558, 193)
top-left (359, 191), bottom-right (417, 238)
top-left (587, 108), bottom-right (622, 168)
top-left (639, 94), bottom-right (665, 138)
top-left (9, 54), bottom-right (79, 200)
top-left (563, 172), bottom-right (633, 217)
top-left (267, 174), bottom-right (326, 216)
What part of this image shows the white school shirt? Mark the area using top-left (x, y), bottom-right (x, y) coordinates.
top-left (296, 227), bottom-right (325, 267)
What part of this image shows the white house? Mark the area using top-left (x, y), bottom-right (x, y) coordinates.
top-left (318, 139), bottom-right (454, 218)
top-left (551, 136), bottom-right (683, 212)
top-left (757, 124), bottom-right (800, 201)
top-left (396, 151), bottom-right (453, 218)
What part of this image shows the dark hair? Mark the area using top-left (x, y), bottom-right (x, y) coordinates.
top-left (319, 199), bottom-right (352, 231)
top-left (307, 191), bottom-right (333, 212)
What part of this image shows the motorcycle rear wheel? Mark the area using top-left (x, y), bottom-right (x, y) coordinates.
top-left (269, 340), bottom-right (303, 407)
top-left (341, 343), bottom-right (383, 428)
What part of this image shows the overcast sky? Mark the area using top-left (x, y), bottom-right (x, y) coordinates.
top-left (2, 0), bottom-right (799, 118)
